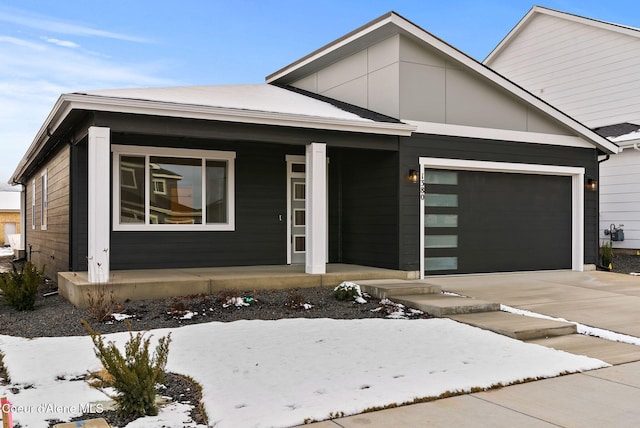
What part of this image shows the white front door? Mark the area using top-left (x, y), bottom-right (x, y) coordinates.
top-left (291, 177), bottom-right (306, 264)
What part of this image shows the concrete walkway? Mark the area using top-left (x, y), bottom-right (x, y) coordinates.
top-left (302, 270), bottom-right (640, 427)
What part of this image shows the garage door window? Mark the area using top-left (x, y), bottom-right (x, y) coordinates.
top-left (424, 170), bottom-right (459, 273)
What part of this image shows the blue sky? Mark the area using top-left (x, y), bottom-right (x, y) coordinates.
top-left (1, 0), bottom-right (640, 187)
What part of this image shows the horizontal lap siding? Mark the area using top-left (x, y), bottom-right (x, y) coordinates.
top-left (398, 134), bottom-right (599, 271)
top-left (335, 149), bottom-right (399, 269)
top-left (110, 138), bottom-right (294, 269)
top-left (26, 145), bottom-right (71, 280)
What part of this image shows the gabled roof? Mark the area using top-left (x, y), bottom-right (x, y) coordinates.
top-left (484, 6), bottom-right (640, 65)
top-left (267, 11), bottom-right (618, 155)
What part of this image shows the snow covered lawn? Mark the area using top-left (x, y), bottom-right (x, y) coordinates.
top-left (0, 318), bottom-right (607, 428)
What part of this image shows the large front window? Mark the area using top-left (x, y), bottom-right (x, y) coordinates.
top-left (113, 145), bottom-right (235, 231)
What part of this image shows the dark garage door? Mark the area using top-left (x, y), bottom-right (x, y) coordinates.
top-left (424, 169), bottom-right (572, 275)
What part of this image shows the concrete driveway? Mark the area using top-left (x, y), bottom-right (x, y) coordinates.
top-left (424, 270), bottom-right (640, 337)
top-left (302, 270), bottom-right (640, 427)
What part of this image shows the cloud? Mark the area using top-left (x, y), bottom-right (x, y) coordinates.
top-left (41, 37), bottom-right (80, 49)
top-left (0, 33), bottom-right (179, 184)
top-left (0, 5), bottom-right (150, 43)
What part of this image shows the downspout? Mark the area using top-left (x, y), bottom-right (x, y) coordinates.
top-left (595, 152), bottom-right (610, 271)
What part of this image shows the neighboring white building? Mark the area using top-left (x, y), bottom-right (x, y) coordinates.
top-left (485, 6), bottom-right (640, 251)
top-left (0, 190), bottom-right (21, 247)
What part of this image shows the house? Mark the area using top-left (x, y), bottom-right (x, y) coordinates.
top-left (0, 191), bottom-right (21, 247)
top-left (9, 12), bottom-right (617, 296)
top-left (485, 6), bottom-right (640, 252)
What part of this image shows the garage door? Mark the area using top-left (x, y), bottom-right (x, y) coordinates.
top-left (423, 169), bottom-right (572, 275)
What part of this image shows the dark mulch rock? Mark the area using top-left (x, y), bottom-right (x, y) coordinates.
top-left (611, 253), bottom-right (640, 274)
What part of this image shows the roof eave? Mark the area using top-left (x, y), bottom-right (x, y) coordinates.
top-left (10, 93), bottom-right (416, 184)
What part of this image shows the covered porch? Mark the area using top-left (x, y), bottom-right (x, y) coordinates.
top-left (58, 263), bottom-right (418, 308)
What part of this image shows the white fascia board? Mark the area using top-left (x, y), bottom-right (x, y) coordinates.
top-left (9, 95), bottom-right (70, 185)
top-left (266, 15), bottom-right (393, 84)
top-left (484, 6), bottom-right (537, 65)
top-left (404, 120), bottom-right (594, 149)
top-left (65, 94), bottom-right (415, 136)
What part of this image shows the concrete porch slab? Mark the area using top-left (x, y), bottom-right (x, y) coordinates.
top-left (58, 264), bottom-right (418, 308)
top-left (450, 311), bottom-right (577, 340)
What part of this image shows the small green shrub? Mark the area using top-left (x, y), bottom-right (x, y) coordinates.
top-left (333, 281), bottom-right (362, 301)
top-left (600, 240), bottom-right (613, 268)
top-left (0, 350), bottom-right (10, 385)
top-left (82, 320), bottom-right (172, 419)
top-left (0, 261), bottom-right (44, 311)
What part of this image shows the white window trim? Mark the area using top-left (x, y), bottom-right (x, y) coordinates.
top-left (419, 157), bottom-right (585, 278)
top-left (40, 170), bottom-right (48, 231)
top-left (112, 145), bottom-right (236, 231)
top-left (31, 179), bottom-right (36, 230)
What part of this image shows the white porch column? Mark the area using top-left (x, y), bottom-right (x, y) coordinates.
top-left (88, 126), bottom-right (111, 282)
top-left (305, 142), bottom-right (327, 274)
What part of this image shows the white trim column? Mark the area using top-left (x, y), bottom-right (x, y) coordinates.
top-left (306, 142), bottom-right (327, 274)
top-left (88, 126), bottom-right (111, 283)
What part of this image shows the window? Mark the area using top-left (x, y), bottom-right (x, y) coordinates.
top-left (40, 171), bottom-right (48, 230)
top-left (31, 179), bottom-right (36, 229)
top-left (113, 145), bottom-right (235, 231)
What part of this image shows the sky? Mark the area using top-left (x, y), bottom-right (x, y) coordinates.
top-left (1, 0), bottom-right (640, 189)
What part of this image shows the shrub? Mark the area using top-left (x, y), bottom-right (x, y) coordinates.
top-left (600, 240), bottom-right (613, 268)
top-left (333, 281), bottom-right (362, 301)
top-left (82, 320), bottom-right (172, 419)
top-left (0, 261), bottom-right (44, 311)
top-left (86, 283), bottom-right (115, 322)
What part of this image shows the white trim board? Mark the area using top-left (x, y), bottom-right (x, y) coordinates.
top-left (404, 120), bottom-right (594, 149)
top-left (418, 157), bottom-right (585, 278)
top-left (111, 144), bottom-right (236, 232)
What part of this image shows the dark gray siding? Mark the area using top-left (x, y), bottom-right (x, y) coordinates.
top-left (70, 138), bottom-right (89, 271)
top-left (328, 148), bottom-right (399, 269)
top-left (398, 134), bottom-right (600, 271)
top-left (110, 136), bottom-right (295, 269)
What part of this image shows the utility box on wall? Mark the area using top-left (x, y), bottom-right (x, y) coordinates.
top-left (605, 224), bottom-right (625, 242)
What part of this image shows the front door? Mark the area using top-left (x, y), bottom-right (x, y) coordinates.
top-left (290, 177), bottom-right (306, 264)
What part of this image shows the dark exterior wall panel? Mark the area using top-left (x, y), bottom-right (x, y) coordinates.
top-left (109, 138), bottom-right (294, 270)
top-left (399, 134), bottom-right (600, 271)
top-left (336, 149), bottom-right (399, 269)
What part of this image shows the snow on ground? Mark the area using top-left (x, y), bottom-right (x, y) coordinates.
top-left (501, 304), bottom-right (640, 346)
top-left (0, 247), bottom-right (14, 257)
top-left (0, 318), bottom-right (608, 428)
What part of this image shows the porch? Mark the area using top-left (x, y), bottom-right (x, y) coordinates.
top-left (58, 263), bottom-right (419, 308)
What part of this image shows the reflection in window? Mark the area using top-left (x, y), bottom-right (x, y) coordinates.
top-left (206, 160), bottom-right (227, 224)
top-left (120, 156), bottom-right (145, 223)
top-left (150, 156), bottom-right (202, 225)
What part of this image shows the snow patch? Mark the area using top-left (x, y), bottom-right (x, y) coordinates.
top-left (0, 318), bottom-right (608, 428)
